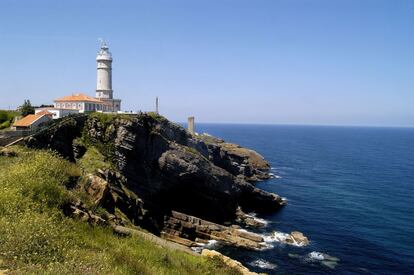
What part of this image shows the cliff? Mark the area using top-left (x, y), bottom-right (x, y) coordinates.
top-left (0, 147), bottom-right (248, 274)
top-left (25, 113), bottom-right (285, 249)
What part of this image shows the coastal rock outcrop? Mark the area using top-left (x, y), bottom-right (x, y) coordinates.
top-left (25, 113), bottom-right (285, 249)
top-left (162, 210), bottom-right (266, 250)
top-left (25, 115), bottom-right (88, 161)
top-left (197, 134), bottom-right (271, 182)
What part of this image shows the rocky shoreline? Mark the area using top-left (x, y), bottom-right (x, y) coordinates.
top-left (22, 113), bottom-right (295, 271)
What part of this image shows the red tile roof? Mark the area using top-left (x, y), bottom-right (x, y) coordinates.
top-left (36, 110), bottom-right (53, 116)
top-left (54, 93), bottom-right (103, 103)
top-left (13, 114), bottom-right (48, 127)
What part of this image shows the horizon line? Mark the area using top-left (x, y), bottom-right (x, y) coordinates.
top-left (176, 121), bottom-right (414, 129)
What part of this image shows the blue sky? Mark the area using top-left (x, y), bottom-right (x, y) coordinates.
top-left (0, 0), bottom-right (413, 126)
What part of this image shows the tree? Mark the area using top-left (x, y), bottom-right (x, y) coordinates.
top-left (19, 100), bottom-right (35, 117)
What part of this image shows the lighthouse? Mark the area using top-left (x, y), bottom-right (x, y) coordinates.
top-left (95, 40), bottom-right (121, 112)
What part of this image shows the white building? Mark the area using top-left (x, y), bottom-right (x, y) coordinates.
top-left (35, 107), bottom-right (80, 119)
top-left (13, 110), bottom-right (53, 130)
top-left (53, 93), bottom-right (104, 113)
top-left (95, 41), bottom-right (121, 112)
top-left (38, 41), bottom-right (122, 119)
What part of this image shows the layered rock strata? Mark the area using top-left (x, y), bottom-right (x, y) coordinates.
top-left (162, 211), bottom-right (266, 250)
top-left (25, 113), bottom-right (286, 249)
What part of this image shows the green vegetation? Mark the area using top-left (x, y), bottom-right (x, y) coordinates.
top-left (0, 147), bottom-right (239, 274)
top-left (77, 145), bottom-right (112, 174)
top-left (147, 112), bottom-right (184, 131)
top-left (198, 134), bottom-right (223, 145)
top-left (19, 99), bottom-right (35, 117)
top-left (147, 112), bottom-right (167, 122)
top-left (0, 110), bottom-right (18, 130)
top-left (89, 112), bottom-right (131, 124)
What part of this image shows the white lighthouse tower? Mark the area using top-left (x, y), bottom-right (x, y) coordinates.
top-left (96, 40), bottom-right (121, 112)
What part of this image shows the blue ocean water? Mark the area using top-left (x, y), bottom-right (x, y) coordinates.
top-left (193, 124), bottom-right (414, 275)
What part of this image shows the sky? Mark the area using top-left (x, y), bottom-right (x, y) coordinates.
top-left (0, 0), bottom-right (413, 126)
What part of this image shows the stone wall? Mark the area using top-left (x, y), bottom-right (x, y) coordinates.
top-left (0, 130), bottom-right (33, 146)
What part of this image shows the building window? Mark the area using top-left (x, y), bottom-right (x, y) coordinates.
top-left (57, 103), bottom-right (60, 108)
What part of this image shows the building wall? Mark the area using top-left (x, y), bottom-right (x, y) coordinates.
top-left (100, 99), bottom-right (121, 112)
top-left (54, 102), bottom-right (105, 113)
top-left (60, 109), bottom-right (80, 118)
top-left (97, 60), bottom-right (112, 95)
top-left (84, 102), bottom-right (103, 112)
top-left (55, 102), bottom-right (84, 111)
top-left (35, 109), bottom-right (60, 119)
top-left (32, 115), bottom-right (52, 128)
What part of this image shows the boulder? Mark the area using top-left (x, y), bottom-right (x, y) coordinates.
top-left (0, 148), bottom-right (17, 157)
top-left (201, 249), bottom-right (259, 275)
top-left (84, 174), bottom-right (109, 205)
top-left (235, 207), bottom-right (267, 228)
top-left (290, 231), bottom-right (310, 246)
top-left (64, 203), bottom-right (106, 226)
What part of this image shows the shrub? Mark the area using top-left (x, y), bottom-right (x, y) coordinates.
top-left (0, 110), bottom-right (18, 129)
top-left (0, 120), bottom-right (10, 129)
top-left (0, 111), bottom-right (8, 123)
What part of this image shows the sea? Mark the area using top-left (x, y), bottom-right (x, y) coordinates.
top-left (192, 124), bottom-right (414, 275)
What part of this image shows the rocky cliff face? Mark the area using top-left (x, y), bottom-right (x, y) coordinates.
top-left (25, 113), bottom-right (285, 246)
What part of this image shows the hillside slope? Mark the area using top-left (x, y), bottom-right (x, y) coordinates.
top-left (0, 147), bottom-right (241, 274)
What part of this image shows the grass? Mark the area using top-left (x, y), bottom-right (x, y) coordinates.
top-left (0, 147), bottom-right (240, 274)
top-left (89, 112), bottom-right (132, 124)
top-left (147, 112), bottom-right (167, 122)
top-left (77, 145), bottom-right (112, 174)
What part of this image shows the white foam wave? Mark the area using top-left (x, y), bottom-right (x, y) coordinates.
top-left (263, 231), bottom-right (289, 242)
top-left (305, 251), bottom-right (340, 269)
top-left (269, 172), bottom-right (282, 179)
top-left (245, 212), bottom-right (269, 226)
top-left (191, 246), bottom-right (203, 253)
top-left (205, 240), bottom-right (218, 249)
top-left (261, 231), bottom-right (307, 247)
top-left (190, 239), bottom-right (220, 253)
top-left (250, 259), bottom-right (277, 270)
top-left (306, 251), bottom-right (340, 262)
top-left (308, 251), bottom-right (325, 261)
